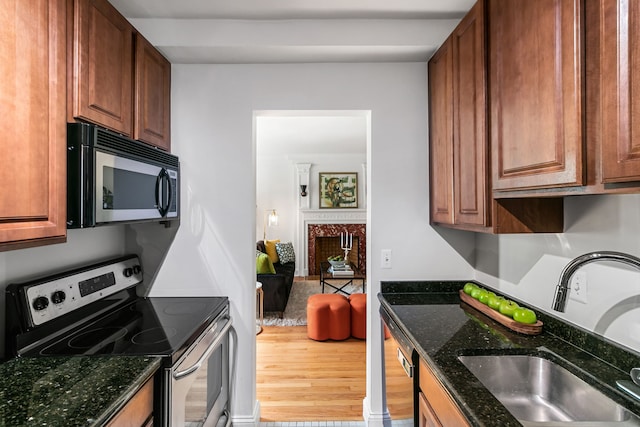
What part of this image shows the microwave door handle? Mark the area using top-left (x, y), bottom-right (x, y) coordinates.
top-left (164, 171), bottom-right (173, 215)
top-left (155, 168), bottom-right (168, 216)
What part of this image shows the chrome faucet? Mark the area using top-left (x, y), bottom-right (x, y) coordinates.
top-left (552, 251), bottom-right (640, 312)
top-left (618, 368), bottom-right (640, 402)
top-left (552, 251), bottom-right (640, 401)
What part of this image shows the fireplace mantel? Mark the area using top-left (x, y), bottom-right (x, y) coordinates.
top-left (296, 209), bottom-right (366, 276)
top-left (300, 209), bottom-right (366, 223)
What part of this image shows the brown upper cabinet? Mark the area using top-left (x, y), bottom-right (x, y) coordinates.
top-left (71, 0), bottom-right (133, 137)
top-left (486, 0), bottom-right (640, 195)
top-left (430, 0), bottom-right (489, 229)
top-left (452, 1), bottom-right (489, 228)
top-left (600, 0), bottom-right (640, 183)
top-left (0, 0), bottom-right (68, 251)
top-left (489, 0), bottom-right (584, 192)
top-left (429, 0), bottom-right (564, 233)
top-left (429, 37), bottom-right (455, 225)
top-left (429, 0), bottom-right (640, 231)
top-left (70, 0), bottom-right (171, 151)
top-left (134, 33), bottom-right (171, 151)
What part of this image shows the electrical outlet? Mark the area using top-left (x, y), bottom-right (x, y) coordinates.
top-left (381, 249), bottom-right (392, 269)
top-left (569, 271), bottom-right (588, 304)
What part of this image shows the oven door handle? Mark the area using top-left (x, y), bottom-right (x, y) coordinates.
top-left (173, 319), bottom-right (233, 380)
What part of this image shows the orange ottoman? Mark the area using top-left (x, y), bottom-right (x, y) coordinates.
top-left (349, 293), bottom-right (367, 339)
top-left (307, 294), bottom-right (351, 341)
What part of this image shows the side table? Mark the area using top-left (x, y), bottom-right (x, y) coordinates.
top-left (256, 281), bottom-right (264, 335)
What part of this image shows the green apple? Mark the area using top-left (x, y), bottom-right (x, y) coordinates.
top-left (478, 290), bottom-right (493, 305)
top-left (470, 287), bottom-right (484, 299)
top-left (513, 308), bottom-right (537, 324)
top-left (487, 294), bottom-right (505, 310)
top-left (463, 282), bottom-right (478, 295)
top-left (498, 299), bottom-right (519, 318)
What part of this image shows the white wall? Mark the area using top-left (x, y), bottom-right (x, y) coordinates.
top-left (474, 194), bottom-right (640, 355)
top-left (256, 154), bottom-right (294, 242)
top-left (256, 151), bottom-right (366, 245)
top-left (0, 227), bottom-right (127, 358)
top-left (149, 62), bottom-right (475, 425)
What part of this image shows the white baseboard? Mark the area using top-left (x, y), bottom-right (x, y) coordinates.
top-left (231, 400), bottom-right (261, 427)
top-left (362, 396), bottom-right (391, 427)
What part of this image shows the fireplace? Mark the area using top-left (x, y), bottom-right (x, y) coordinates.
top-left (308, 224), bottom-right (366, 275)
top-left (315, 235), bottom-right (360, 273)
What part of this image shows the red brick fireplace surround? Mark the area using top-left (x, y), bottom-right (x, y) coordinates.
top-left (307, 224), bottom-right (366, 275)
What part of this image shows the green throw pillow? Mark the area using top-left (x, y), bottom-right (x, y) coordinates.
top-left (256, 250), bottom-right (276, 274)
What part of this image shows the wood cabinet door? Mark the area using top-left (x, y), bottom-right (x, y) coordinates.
top-left (72, 0), bottom-right (133, 136)
top-left (489, 0), bottom-right (584, 191)
top-left (601, 0), bottom-right (640, 182)
top-left (429, 38), bottom-right (454, 225)
top-left (419, 359), bottom-right (470, 427)
top-left (0, 0), bottom-right (67, 251)
top-left (418, 392), bottom-right (443, 427)
top-left (134, 33), bottom-right (171, 151)
top-left (106, 378), bottom-right (154, 427)
top-left (453, 0), bottom-right (488, 226)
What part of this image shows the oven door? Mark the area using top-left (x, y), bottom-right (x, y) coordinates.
top-left (95, 150), bottom-right (178, 224)
top-left (166, 314), bottom-right (233, 427)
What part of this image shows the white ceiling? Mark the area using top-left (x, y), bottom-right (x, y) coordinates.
top-left (107, 0), bottom-right (472, 154)
top-left (108, 0), bottom-right (473, 64)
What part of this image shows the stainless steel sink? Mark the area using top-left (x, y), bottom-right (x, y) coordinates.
top-left (458, 353), bottom-right (640, 426)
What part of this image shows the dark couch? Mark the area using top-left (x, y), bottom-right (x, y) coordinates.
top-left (257, 241), bottom-right (295, 316)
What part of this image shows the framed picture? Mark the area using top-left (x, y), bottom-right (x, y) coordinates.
top-left (319, 172), bottom-right (358, 208)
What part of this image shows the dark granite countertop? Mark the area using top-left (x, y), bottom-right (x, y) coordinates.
top-left (379, 280), bottom-right (640, 427)
top-left (0, 355), bottom-right (161, 426)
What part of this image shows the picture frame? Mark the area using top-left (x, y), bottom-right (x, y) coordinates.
top-left (319, 172), bottom-right (358, 209)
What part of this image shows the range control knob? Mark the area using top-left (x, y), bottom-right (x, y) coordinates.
top-left (51, 290), bottom-right (66, 304)
top-left (123, 267), bottom-right (133, 277)
top-left (133, 265), bottom-right (141, 274)
top-left (32, 296), bottom-right (49, 311)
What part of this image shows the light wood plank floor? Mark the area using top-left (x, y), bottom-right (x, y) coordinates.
top-left (256, 325), bottom-right (413, 421)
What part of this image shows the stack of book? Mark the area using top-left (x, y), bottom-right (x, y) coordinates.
top-left (329, 264), bottom-right (354, 276)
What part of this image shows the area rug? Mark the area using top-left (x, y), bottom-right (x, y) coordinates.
top-left (263, 280), bottom-right (364, 326)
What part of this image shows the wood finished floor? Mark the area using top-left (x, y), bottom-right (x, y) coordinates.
top-left (256, 325), bottom-right (413, 422)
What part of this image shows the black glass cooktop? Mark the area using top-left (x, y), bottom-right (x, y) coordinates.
top-left (29, 297), bottom-right (228, 360)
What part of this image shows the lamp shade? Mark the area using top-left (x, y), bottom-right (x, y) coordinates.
top-left (263, 209), bottom-right (279, 239)
top-left (268, 210), bottom-right (278, 227)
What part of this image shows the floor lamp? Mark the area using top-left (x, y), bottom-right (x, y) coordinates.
top-left (263, 209), bottom-right (279, 240)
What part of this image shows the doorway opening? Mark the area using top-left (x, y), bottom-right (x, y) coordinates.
top-left (254, 109), bottom-right (371, 421)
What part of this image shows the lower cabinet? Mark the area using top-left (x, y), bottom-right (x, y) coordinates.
top-left (107, 377), bottom-right (154, 427)
top-left (418, 392), bottom-right (442, 427)
top-left (418, 358), bottom-right (469, 427)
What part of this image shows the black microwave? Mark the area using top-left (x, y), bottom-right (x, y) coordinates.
top-left (67, 123), bottom-right (179, 228)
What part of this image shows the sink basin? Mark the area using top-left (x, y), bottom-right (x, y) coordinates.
top-left (458, 353), bottom-right (640, 425)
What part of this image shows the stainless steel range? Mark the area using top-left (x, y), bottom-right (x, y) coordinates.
top-left (5, 254), bottom-right (235, 427)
